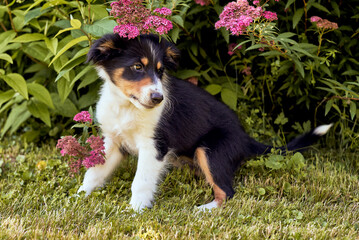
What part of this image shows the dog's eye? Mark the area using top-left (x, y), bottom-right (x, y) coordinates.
top-left (132, 64), bottom-right (143, 71)
top-left (158, 68), bottom-right (164, 75)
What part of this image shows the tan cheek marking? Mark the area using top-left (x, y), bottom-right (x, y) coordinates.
top-left (114, 74), bottom-right (152, 99)
top-left (196, 148), bottom-right (227, 207)
top-left (157, 61), bottom-right (162, 70)
top-left (141, 57), bottom-right (149, 66)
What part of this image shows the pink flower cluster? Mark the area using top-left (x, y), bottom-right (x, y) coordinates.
top-left (82, 136), bottom-right (106, 169)
top-left (110, 0), bottom-right (173, 39)
top-left (73, 111), bottom-right (92, 123)
top-left (57, 111), bottom-right (106, 174)
top-left (310, 16), bottom-right (338, 30)
top-left (262, 11), bottom-right (277, 21)
top-left (194, 0), bottom-right (210, 6)
top-left (215, 0), bottom-right (277, 36)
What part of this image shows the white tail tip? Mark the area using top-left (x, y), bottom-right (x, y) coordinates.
top-left (313, 123), bottom-right (333, 136)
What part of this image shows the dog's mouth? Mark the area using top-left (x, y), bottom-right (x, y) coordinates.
top-left (130, 95), bottom-right (155, 109)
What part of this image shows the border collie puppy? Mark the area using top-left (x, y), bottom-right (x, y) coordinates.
top-left (78, 34), bottom-right (332, 211)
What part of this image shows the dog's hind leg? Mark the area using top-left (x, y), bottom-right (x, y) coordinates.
top-left (78, 137), bottom-right (123, 196)
top-left (195, 147), bottom-right (235, 210)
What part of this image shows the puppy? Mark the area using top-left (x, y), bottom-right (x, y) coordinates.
top-left (78, 34), bottom-right (332, 211)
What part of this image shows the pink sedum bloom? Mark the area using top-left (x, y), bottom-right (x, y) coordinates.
top-left (153, 7), bottom-right (172, 16)
top-left (114, 24), bottom-right (140, 39)
top-left (86, 135), bottom-right (105, 152)
top-left (310, 16), bottom-right (322, 23)
top-left (144, 15), bottom-right (173, 35)
top-left (242, 66), bottom-right (252, 75)
top-left (194, 0), bottom-right (210, 6)
top-left (82, 150), bottom-right (105, 168)
top-left (110, 0), bottom-right (173, 38)
top-left (311, 16), bottom-right (338, 30)
top-left (262, 11), bottom-right (277, 21)
top-left (215, 0), bottom-right (267, 36)
top-left (73, 111), bottom-right (92, 124)
top-left (56, 136), bottom-right (86, 157)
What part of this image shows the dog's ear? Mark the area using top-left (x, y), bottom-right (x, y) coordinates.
top-left (87, 34), bottom-right (127, 65)
top-left (164, 41), bottom-right (180, 71)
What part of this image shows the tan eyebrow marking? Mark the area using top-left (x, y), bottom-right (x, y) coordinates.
top-left (157, 61), bottom-right (162, 70)
top-left (141, 57), bottom-right (149, 66)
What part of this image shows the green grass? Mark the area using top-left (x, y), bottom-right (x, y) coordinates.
top-left (0, 141), bottom-right (358, 239)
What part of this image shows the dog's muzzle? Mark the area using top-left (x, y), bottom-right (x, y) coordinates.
top-left (150, 92), bottom-right (163, 105)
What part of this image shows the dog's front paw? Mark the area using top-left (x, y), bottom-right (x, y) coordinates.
top-left (129, 196), bottom-right (153, 212)
top-left (77, 185), bottom-right (93, 197)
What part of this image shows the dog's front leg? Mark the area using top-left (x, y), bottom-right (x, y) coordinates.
top-left (130, 144), bottom-right (166, 212)
top-left (78, 137), bottom-right (123, 196)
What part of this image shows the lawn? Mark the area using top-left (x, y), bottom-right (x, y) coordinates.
top-left (0, 141), bottom-right (358, 239)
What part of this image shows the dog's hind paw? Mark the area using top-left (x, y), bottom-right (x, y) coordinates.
top-left (197, 200), bottom-right (219, 211)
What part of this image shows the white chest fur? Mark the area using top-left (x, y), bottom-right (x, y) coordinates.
top-left (96, 81), bottom-right (165, 154)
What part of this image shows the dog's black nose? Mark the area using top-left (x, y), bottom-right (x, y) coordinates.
top-left (150, 92), bottom-right (163, 104)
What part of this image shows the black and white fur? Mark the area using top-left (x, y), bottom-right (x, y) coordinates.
top-left (78, 34), bottom-right (332, 211)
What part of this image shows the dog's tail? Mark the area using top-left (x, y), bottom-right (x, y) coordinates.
top-left (248, 123), bottom-right (333, 156)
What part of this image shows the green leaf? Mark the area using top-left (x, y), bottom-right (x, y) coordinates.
top-left (285, 0), bottom-right (296, 9)
top-left (44, 37), bottom-right (58, 55)
top-left (1, 73), bottom-right (28, 99)
top-left (257, 188), bottom-right (266, 196)
top-left (246, 43), bottom-right (268, 51)
top-left (70, 19), bottom-right (82, 29)
top-left (265, 155), bottom-right (284, 170)
top-left (77, 68), bottom-right (98, 90)
top-left (0, 31), bottom-right (17, 53)
top-left (1, 102), bottom-right (31, 138)
top-left (59, 47), bottom-right (89, 72)
top-left (259, 51), bottom-right (282, 57)
top-left (27, 83), bottom-right (54, 109)
top-left (41, 0), bottom-right (69, 11)
top-left (169, 27), bottom-right (180, 43)
top-left (51, 93), bottom-right (78, 117)
top-left (292, 8), bottom-right (304, 29)
top-left (23, 42), bottom-right (50, 63)
top-left (49, 35), bottom-right (88, 66)
top-left (283, 182), bottom-right (291, 192)
top-left (27, 99), bottom-right (51, 127)
top-left (311, 2), bottom-right (330, 14)
top-left (342, 70), bottom-right (359, 76)
top-left (274, 112), bottom-right (288, 125)
top-left (83, 19), bottom-right (117, 37)
top-left (171, 15), bottom-right (184, 27)
top-left (288, 152), bottom-right (306, 170)
top-left (292, 58), bottom-right (305, 78)
top-left (205, 84), bottom-right (222, 95)
top-left (220, 28), bottom-right (229, 44)
top-left (0, 53), bottom-right (13, 64)
top-left (277, 32), bottom-right (296, 39)
top-left (221, 88), bottom-right (237, 110)
top-left (350, 101), bottom-right (357, 120)
top-left (325, 99), bottom-right (333, 116)
top-left (57, 77), bottom-right (73, 103)
top-left (0, 90), bottom-right (15, 107)
top-left (12, 33), bottom-right (46, 43)
top-left (290, 45), bottom-right (315, 58)
top-left (24, 7), bottom-right (51, 24)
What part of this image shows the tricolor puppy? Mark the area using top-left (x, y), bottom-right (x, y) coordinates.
top-left (78, 34), bottom-right (332, 211)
